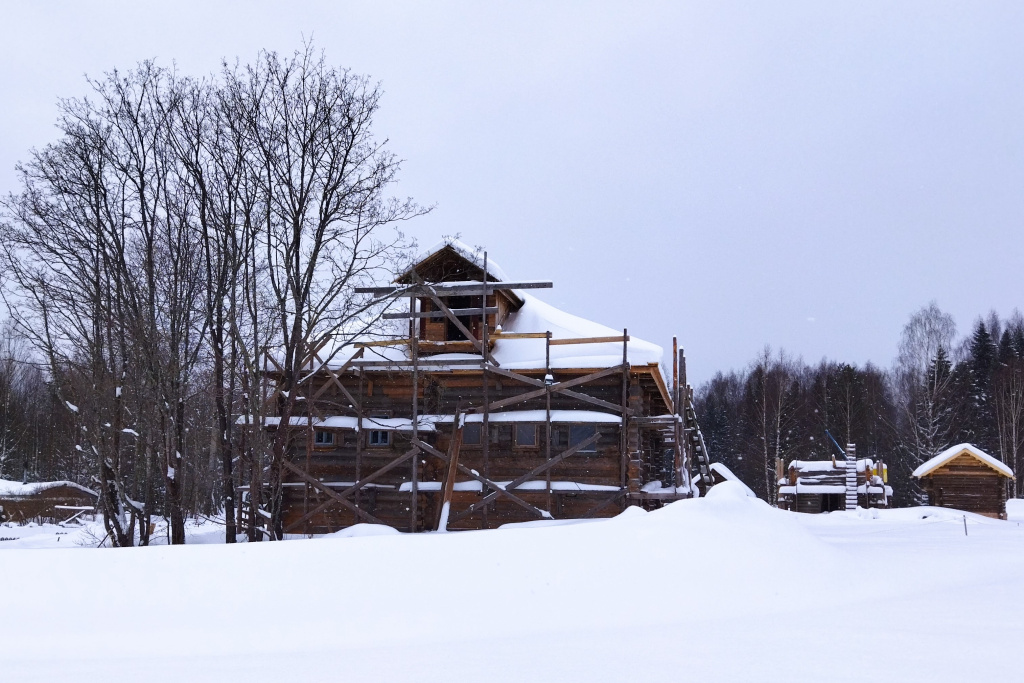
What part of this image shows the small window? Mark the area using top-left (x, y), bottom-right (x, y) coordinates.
top-left (462, 422), bottom-right (482, 446)
top-left (314, 430), bottom-right (334, 446)
top-left (368, 413), bottom-right (391, 447)
top-left (569, 425), bottom-right (598, 453)
top-left (515, 424), bottom-right (538, 448)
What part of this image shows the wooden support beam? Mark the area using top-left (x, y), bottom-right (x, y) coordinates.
top-left (435, 410), bottom-right (464, 531)
top-left (558, 388), bottom-right (628, 415)
top-left (450, 432), bottom-right (600, 523)
top-left (280, 460), bottom-right (387, 526)
top-left (483, 365), bottom-right (545, 388)
top-left (383, 307), bottom-right (498, 320)
top-left (310, 348), bottom-right (364, 404)
top-left (421, 286), bottom-right (498, 366)
top-left (413, 438), bottom-right (552, 521)
top-left (472, 364), bottom-right (626, 414)
top-left (581, 490), bottom-right (627, 518)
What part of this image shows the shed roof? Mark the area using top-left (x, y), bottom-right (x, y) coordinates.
top-left (912, 443), bottom-right (1015, 480)
top-left (0, 479), bottom-right (97, 499)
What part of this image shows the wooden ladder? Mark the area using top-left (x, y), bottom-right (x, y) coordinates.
top-left (684, 399), bottom-right (715, 493)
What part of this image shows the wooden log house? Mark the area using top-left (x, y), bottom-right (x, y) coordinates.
top-left (776, 452), bottom-right (891, 513)
top-left (0, 479), bottom-right (97, 524)
top-left (244, 240), bottom-right (715, 534)
top-left (913, 443), bottom-right (1015, 519)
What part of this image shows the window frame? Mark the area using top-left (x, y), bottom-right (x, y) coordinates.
top-left (367, 412), bottom-right (392, 448)
top-left (514, 423), bottom-right (539, 449)
top-left (461, 422), bottom-right (483, 447)
top-left (568, 424), bottom-right (599, 454)
top-left (313, 430), bottom-right (335, 447)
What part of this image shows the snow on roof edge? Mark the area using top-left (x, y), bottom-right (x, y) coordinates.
top-left (0, 479), bottom-right (98, 498)
top-left (402, 238), bottom-right (511, 282)
top-left (912, 443), bottom-right (1015, 479)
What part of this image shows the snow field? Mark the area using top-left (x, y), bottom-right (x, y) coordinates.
top-left (3, 482), bottom-right (1024, 682)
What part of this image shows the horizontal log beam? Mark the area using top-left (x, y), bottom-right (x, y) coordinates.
top-left (348, 359), bottom-right (485, 367)
top-left (549, 335), bottom-right (630, 346)
top-left (382, 307), bottom-right (498, 320)
top-left (355, 281), bottom-right (553, 296)
top-left (491, 332), bottom-right (549, 340)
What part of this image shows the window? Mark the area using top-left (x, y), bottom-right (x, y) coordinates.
top-left (515, 423), bottom-right (538, 448)
top-left (368, 413), bottom-right (391, 447)
top-left (569, 425), bottom-right (598, 453)
top-left (314, 430), bottom-right (334, 446)
top-left (462, 422), bottom-right (482, 446)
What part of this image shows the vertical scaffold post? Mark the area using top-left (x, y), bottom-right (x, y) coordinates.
top-left (410, 294), bottom-right (419, 532)
top-left (356, 364), bottom-right (364, 510)
top-left (481, 253), bottom-right (490, 528)
top-left (545, 330), bottom-right (552, 513)
top-left (620, 329), bottom-right (629, 493)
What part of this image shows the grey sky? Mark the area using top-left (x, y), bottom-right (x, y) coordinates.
top-left (2, 1), bottom-right (1022, 383)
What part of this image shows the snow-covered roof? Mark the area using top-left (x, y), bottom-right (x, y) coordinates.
top-left (788, 458), bottom-right (880, 473)
top-left (912, 443), bottom-right (1015, 479)
top-left (400, 238), bottom-right (511, 283)
top-left (0, 479), bottom-right (97, 499)
top-left (398, 480), bottom-right (619, 492)
top-left (239, 410), bottom-right (622, 430)
top-left (237, 415), bottom-right (441, 432)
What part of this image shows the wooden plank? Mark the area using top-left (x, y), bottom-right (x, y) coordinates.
top-left (349, 359), bottom-right (484, 367)
top-left (436, 410), bottom-right (465, 531)
top-left (383, 307), bottom-right (498, 320)
top-left (559, 388), bottom-right (627, 415)
top-left (549, 335), bottom-right (630, 346)
top-left (490, 332), bottom-right (550, 340)
top-left (355, 281), bottom-right (553, 296)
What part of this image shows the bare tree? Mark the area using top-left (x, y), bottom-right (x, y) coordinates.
top-left (219, 47), bottom-right (424, 538)
top-left (892, 302), bottom-right (959, 503)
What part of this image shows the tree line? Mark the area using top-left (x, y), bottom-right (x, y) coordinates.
top-left (694, 304), bottom-right (1024, 505)
top-left (0, 46), bottom-right (422, 545)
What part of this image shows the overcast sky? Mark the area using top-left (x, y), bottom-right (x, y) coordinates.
top-left (2, 1), bottom-right (1022, 383)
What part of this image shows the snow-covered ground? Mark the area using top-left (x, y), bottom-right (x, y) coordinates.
top-left (3, 484), bottom-right (1023, 682)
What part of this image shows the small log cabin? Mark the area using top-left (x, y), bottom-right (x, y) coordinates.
top-left (776, 456), bottom-right (891, 513)
top-left (913, 443), bottom-right (1015, 519)
top-left (244, 239), bottom-right (708, 534)
top-left (0, 479), bottom-right (97, 524)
